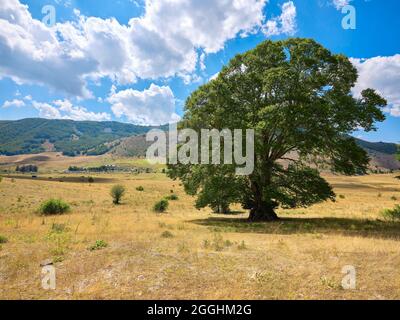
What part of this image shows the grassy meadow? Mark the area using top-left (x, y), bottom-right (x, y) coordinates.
top-left (1, 160), bottom-right (400, 299)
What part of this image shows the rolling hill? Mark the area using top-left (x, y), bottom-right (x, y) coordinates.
top-left (0, 118), bottom-right (399, 171)
top-left (0, 118), bottom-right (156, 156)
top-left (110, 133), bottom-right (400, 171)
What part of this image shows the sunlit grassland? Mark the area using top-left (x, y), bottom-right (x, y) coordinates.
top-left (1, 171), bottom-right (400, 299)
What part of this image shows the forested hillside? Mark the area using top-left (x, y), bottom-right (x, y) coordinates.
top-left (0, 118), bottom-right (154, 156)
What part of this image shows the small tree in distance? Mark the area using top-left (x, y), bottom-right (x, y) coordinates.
top-left (168, 38), bottom-right (387, 222)
top-left (111, 185), bottom-right (126, 205)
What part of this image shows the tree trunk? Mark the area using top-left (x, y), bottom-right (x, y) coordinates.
top-left (248, 201), bottom-right (279, 222)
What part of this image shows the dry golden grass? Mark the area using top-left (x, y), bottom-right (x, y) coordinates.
top-left (1, 170), bottom-right (400, 300)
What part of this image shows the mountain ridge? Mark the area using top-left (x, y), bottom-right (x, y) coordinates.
top-left (0, 118), bottom-right (399, 171)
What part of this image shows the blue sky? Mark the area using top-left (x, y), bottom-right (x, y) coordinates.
top-left (0, 0), bottom-right (399, 142)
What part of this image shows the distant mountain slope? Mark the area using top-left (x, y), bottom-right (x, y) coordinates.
top-left (110, 134), bottom-right (400, 171)
top-left (353, 137), bottom-right (398, 155)
top-left (0, 118), bottom-right (155, 156)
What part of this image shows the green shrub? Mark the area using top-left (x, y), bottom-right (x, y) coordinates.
top-left (111, 185), bottom-right (126, 204)
top-left (391, 196), bottom-right (398, 201)
top-left (136, 186), bottom-right (144, 192)
top-left (166, 194), bottom-right (179, 201)
top-left (382, 205), bottom-right (400, 221)
top-left (0, 235), bottom-right (8, 244)
top-left (88, 177), bottom-right (94, 183)
top-left (0, 176), bottom-right (2, 183)
top-left (153, 199), bottom-right (169, 213)
top-left (40, 199), bottom-right (71, 215)
top-left (339, 194), bottom-right (345, 199)
top-left (161, 231), bottom-right (174, 238)
top-left (88, 240), bottom-right (108, 251)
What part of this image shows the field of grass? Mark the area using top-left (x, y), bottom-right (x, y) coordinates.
top-left (1, 169), bottom-right (400, 300)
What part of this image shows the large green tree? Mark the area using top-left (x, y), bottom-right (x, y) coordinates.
top-left (168, 38), bottom-right (387, 221)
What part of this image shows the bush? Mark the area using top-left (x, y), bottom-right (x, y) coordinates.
top-left (0, 235), bottom-right (8, 244)
top-left (0, 176), bottom-right (2, 183)
top-left (111, 185), bottom-right (126, 204)
top-left (40, 199), bottom-right (71, 215)
top-left (153, 199), bottom-right (169, 213)
top-left (166, 194), bottom-right (179, 201)
top-left (136, 186), bottom-right (144, 192)
top-left (161, 231), bottom-right (174, 238)
top-left (88, 177), bottom-right (94, 183)
top-left (88, 240), bottom-right (108, 251)
top-left (382, 205), bottom-right (400, 221)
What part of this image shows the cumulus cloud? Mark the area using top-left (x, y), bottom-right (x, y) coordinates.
top-left (263, 1), bottom-right (297, 37)
top-left (0, 0), bottom-right (96, 98)
top-left (53, 99), bottom-right (111, 121)
top-left (351, 54), bottom-right (400, 117)
top-left (0, 0), bottom-right (279, 97)
top-left (2, 99), bottom-right (25, 108)
top-left (32, 101), bottom-right (62, 119)
top-left (108, 84), bottom-right (180, 126)
top-left (28, 99), bottom-right (111, 120)
top-left (331, 0), bottom-right (352, 9)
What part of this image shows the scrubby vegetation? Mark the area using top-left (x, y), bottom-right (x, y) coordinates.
top-left (382, 205), bottom-right (400, 221)
top-left (153, 199), bottom-right (169, 212)
top-left (0, 235), bottom-right (8, 244)
top-left (39, 199), bottom-right (71, 215)
top-left (16, 164), bottom-right (38, 173)
top-left (166, 194), bottom-right (178, 201)
top-left (111, 185), bottom-right (126, 204)
top-left (161, 231), bottom-right (174, 238)
top-left (88, 240), bottom-right (108, 251)
top-left (136, 186), bottom-right (144, 192)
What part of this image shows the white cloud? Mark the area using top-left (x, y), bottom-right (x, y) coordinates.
top-left (0, 0), bottom-right (276, 97)
top-left (2, 99), bottom-right (25, 108)
top-left (351, 54), bottom-right (400, 117)
top-left (263, 1), bottom-right (297, 37)
top-left (0, 0), bottom-right (96, 98)
top-left (331, 0), bottom-right (352, 10)
top-left (108, 84), bottom-right (180, 125)
top-left (28, 99), bottom-right (110, 120)
top-left (32, 101), bottom-right (62, 119)
top-left (53, 99), bottom-right (111, 121)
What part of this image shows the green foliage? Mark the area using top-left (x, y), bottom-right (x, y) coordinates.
top-left (136, 186), bottom-right (144, 192)
top-left (111, 185), bottom-right (126, 204)
top-left (168, 38), bottom-right (386, 221)
top-left (382, 205), bottom-right (400, 221)
top-left (16, 164), bottom-right (38, 173)
top-left (0, 235), bottom-right (8, 244)
top-left (88, 177), bottom-right (95, 183)
top-left (153, 199), bottom-right (169, 213)
top-left (166, 194), bottom-right (179, 201)
top-left (40, 199), bottom-right (71, 215)
top-left (0, 118), bottom-right (154, 156)
top-left (88, 240), bottom-right (108, 251)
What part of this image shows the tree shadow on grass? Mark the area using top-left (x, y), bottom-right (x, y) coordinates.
top-left (189, 216), bottom-right (400, 240)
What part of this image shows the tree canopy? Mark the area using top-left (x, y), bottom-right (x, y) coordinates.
top-left (168, 38), bottom-right (387, 221)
